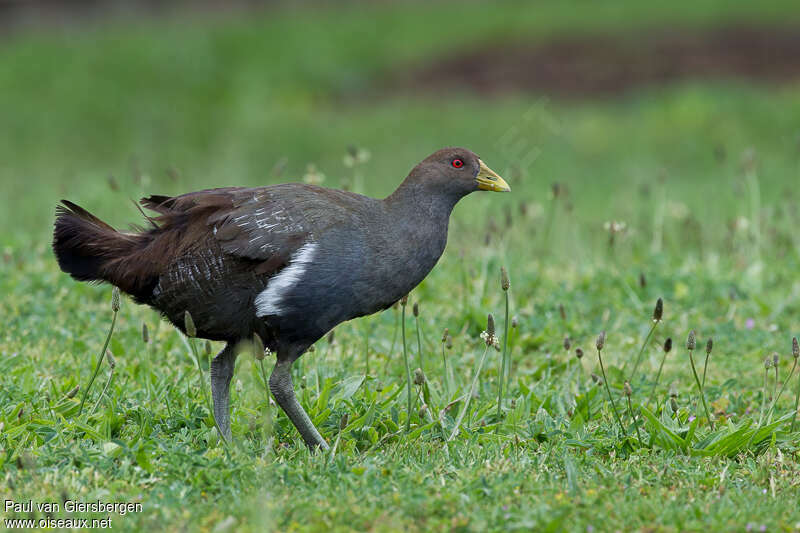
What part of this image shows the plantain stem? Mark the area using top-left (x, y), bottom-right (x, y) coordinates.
top-left (401, 303), bottom-right (412, 432)
top-left (78, 309), bottom-right (117, 416)
top-left (628, 320), bottom-right (658, 383)
top-left (496, 291), bottom-right (510, 421)
top-left (598, 348), bottom-right (627, 437)
top-left (689, 349), bottom-right (714, 429)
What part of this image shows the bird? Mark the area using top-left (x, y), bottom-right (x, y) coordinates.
top-left (52, 147), bottom-right (510, 450)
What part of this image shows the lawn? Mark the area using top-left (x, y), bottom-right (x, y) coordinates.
top-left (2, 1), bottom-right (800, 531)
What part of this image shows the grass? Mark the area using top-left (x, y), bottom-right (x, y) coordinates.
top-left (2, 1), bottom-right (800, 531)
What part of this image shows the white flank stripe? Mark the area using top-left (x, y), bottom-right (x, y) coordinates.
top-left (255, 242), bottom-right (318, 317)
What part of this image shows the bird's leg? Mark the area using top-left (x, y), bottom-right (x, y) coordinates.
top-left (210, 343), bottom-right (237, 441)
top-left (269, 359), bottom-right (329, 451)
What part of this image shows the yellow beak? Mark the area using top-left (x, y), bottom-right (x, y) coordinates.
top-left (476, 160), bottom-right (511, 192)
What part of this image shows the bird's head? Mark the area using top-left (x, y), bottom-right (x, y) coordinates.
top-left (412, 147), bottom-right (511, 197)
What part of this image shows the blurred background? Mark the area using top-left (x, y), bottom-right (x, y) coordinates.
top-left (1, 0), bottom-right (799, 260)
top-left (3, 5), bottom-right (800, 529)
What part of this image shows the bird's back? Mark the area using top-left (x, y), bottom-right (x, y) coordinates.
top-left (138, 184), bottom-right (383, 344)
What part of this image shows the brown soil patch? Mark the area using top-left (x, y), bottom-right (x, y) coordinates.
top-left (398, 26), bottom-right (800, 97)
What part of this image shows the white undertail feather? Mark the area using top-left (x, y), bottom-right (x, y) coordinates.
top-left (255, 242), bottom-right (318, 317)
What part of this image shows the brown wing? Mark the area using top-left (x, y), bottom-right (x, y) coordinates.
top-left (136, 187), bottom-right (312, 338)
top-left (141, 187), bottom-right (304, 275)
top-left (140, 184), bottom-right (358, 274)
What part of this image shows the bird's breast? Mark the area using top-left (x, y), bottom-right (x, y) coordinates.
top-left (257, 210), bottom-right (450, 342)
top-left (356, 217), bottom-right (449, 311)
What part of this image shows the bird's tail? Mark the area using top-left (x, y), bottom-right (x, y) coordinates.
top-left (53, 200), bottom-right (152, 297)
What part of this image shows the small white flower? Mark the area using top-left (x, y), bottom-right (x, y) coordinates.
top-left (302, 164), bottom-right (325, 185)
top-left (603, 220), bottom-right (627, 233)
top-left (480, 331), bottom-right (500, 349)
top-left (667, 201), bottom-right (689, 220)
top-left (343, 147), bottom-right (371, 168)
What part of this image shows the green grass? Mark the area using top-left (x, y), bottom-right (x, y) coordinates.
top-left (2, 1), bottom-right (800, 531)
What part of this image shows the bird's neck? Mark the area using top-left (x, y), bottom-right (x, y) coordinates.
top-left (375, 177), bottom-right (460, 303)
top-left (383, 176), bottom-right (462, 222)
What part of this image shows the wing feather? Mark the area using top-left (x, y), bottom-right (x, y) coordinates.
top-left (139, 184), bottom-right (356, 268)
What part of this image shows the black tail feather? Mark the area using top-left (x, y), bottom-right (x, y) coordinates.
top-left (52, 200), bottom-right (142, 287)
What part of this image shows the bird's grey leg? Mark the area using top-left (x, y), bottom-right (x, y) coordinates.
top-left (269, 359), bottom-right (329, 451)
top-left (210, 343), bottom-right (237, 441)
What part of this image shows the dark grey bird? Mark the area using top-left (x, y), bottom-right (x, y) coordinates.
top-left (52, 147), bottom-right (510, 449)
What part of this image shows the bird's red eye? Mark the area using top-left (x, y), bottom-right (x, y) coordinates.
top-left (452, 159), bottom-right (464, 168)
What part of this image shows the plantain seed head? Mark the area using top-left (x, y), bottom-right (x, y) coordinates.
top-left (596, 331), bottom-right (606, 351)
top-left (253, 333), bottom-right (266, 361)
top-left (653, 297), bottom-right (663, 322)
top-left (184, 311), bottom-right (196, 338)
top-left (111, 287), bottom-right (120, 312)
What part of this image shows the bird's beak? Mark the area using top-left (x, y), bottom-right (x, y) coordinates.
top-left (475, 160), bottom-right (511, 192)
